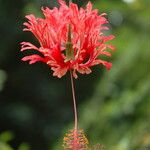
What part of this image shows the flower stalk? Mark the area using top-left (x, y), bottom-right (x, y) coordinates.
top-left (70, 70), bottom-right (78, 131)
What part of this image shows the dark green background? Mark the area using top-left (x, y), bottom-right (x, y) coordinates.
top-left (0, 0), bottom-right (150, 150)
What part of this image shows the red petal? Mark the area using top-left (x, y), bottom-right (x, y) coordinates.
top-left (20, 42), bottom-right (39, 51)
top-left (22, 55), bottom-right (46, 64)
top-left (101, 35), bottom-right (115, 42)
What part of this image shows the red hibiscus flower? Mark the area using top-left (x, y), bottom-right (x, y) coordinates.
top-left (21, 0), bottom-right (115, 78)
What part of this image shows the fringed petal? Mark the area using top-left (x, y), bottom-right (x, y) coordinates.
top-left (22, 55), bottom-right (45, 64)
top-left (101, 35), bottom-right (115, 42)
top-left (51, 66), bottom-right (68, 78)
top-left (77, 66), bottom-right (92, 75)
top-left (21, 42), bottom-right (39, 51)
top-left (58, 0), bottom-right (66, 5)
top-left (107, 44), bottom-right (116, 50)
top-left (86, 2), bottom-right (92, 13)
top-left (92, 60), bottom-right (112, 70)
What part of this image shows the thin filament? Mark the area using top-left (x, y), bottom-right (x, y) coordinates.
top-left (70, 70), bottom-right (78, 131)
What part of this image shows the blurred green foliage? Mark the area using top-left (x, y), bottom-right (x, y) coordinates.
top-left (0, 131), bottom-right (14, 150)
top-left (0, 0), bottom-right (150, 150)
top-left (0, 131), bottom-right (30, 150)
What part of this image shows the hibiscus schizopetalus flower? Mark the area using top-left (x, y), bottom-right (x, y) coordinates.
top-left (21, 0), bottom-right (115, 78)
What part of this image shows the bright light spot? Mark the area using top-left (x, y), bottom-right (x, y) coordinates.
top-left (123, 0), bottom-right (135, 3)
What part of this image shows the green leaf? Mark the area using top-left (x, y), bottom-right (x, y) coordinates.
top-left (0, 143), bottom-right (13, 150)
top-left (0, 131), bottom-right (14, 143)
top-left (18, 143), bottom-right (30, 150)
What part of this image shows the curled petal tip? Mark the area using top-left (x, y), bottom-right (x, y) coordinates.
top-left (58, 0), bottom-right (66, 5)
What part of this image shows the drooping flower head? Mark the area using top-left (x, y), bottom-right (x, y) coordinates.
top-left (21, 0), bottom-right (115, 78)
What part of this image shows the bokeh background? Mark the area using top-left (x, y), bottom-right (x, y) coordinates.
top-left (0, 0), bottom-right (150, 149)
